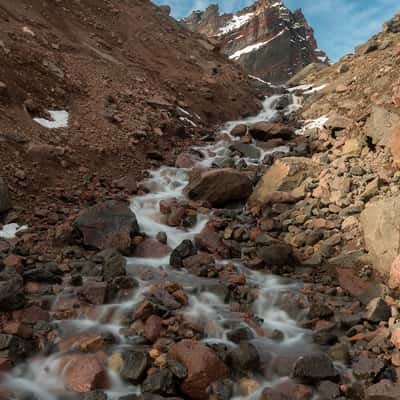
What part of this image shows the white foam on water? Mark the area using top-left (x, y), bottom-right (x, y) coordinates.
top-left (33, 110), bottom-right (69, 129)
top-left (0, 223), bottom-right (28, 239)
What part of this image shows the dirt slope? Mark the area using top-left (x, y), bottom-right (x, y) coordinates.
top-left (0, 0), bottom-right (259, 223)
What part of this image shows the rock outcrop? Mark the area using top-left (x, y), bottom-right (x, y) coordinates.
top-left (360, 197), bottom-right (400, 277)
top-left (183, 0), bottom-right (328, 83)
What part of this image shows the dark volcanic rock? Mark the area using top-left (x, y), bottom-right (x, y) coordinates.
top-left (292, 353), bottom-right (338, 384)
top-left (0, 271), bottom-right (25, 311)
top-left (185, 168), bottom-right (253, 206)
top-left (74, 200), bottom-right (139, 253)
top-left (0, 177), bottom-right (12, 213)
top-left (170, 240), bottom-right (197, 269)
top-left (249, 122), bottom-right (295, 142)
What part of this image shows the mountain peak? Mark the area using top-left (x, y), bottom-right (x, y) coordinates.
top-left (183, 0), bottom-right (328, 83)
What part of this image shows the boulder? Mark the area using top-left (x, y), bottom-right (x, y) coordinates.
top-left (185, 168), bottom-right (252, 206)
top-left (230, 124), bottom-right (248, 137)
top-left (384, 13), bottom-right (400, 33)
top-left (142, 369), bottom-right (175, 396)
top-left (0, 178), bottom-right (12, 213)
top-left (170, 240), bottom-right (197, 268)
top-left (366, 380), bottom-right (400, 400)
top-left (389, 255), bottom-right (400, 289)
top-left (360, 196), bottom-right (400, 276)
top-left (0, 272), bottom-right (25, 311)
top-left (74, 200), bottom-right (139, 253)
top-left (257, 242), bottom-right (296, 269)
top-left (249, 122), bottom-right (295, 141)
top-left (109, 349), bottom-right (150, 384)
top-left (292, 353), bottom-right (337, 383)
top-left (324, 113), bottom-right (352, 132)
top-left (92, 249), bottom-right (127, 280)
top-left (365, 106), bottom-right (400, 147)
top-left (248, 157), bottom-right (318, 208)
top-left (365, 297), bottom-right (391, 323)
top-left (388, 125), bottom-right (400, 165)
top-left (61, 354), bottom-right (109, 393)
top-left (169, 339), bottom-right (229, 400)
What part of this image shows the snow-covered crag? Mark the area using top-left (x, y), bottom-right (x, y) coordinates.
top-left (183, 0), bottom-right (328, 83)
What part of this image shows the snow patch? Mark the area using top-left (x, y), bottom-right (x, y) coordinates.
top-left (248, 75), bottom-right (269, 85)
top-left (229, 29), bottom-right (286, 60)
top-left (0, 223), bottom-right (28, 239)
top-left (218, 12), bottom-right (254, 36)
top-left (34, 110), bottom-right (69, 129)
top-left (303, 84), bottom-right (327, 94)
top-left (297, 115), bottom-right (329, 135)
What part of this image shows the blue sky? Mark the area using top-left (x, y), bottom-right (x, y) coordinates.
top-left (153, 0), bottom-right (400, 61)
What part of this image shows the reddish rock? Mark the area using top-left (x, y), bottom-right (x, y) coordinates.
top-left (172, 289), bottom-right (189, 305)
top-left (219, 270), bottom-right (246, 286)
top-left (176, 153), bottom-right (197, 168)
top-left (79, 282), bottom-right (108, 305)
top-left (249, 122), bottom-right (295, 142)
top-left (0, 358), bottom-right (13, 372)
top-left (389, 255), bottom-right (400, 289)
top-left (169, 339), bottom-right (229, 400)
top-left (113, 176), bottom-right (138, 194)
top-left (195, 224), bottom-right (228, 258)
top-left (133, 239), bottom-right (171, 258)
top-left (336, 268), bottom-right (370, 297)
top-left (2, 321), bottom-right (33, 338)
top-left (144, 315), bottom-right (163, 342)
top-left (133, 301), bottom-right (155, 321)
top-left (61, 354), bottom-right (109, 393)
top-left (3, 255), bottom-right (23, 273)
top-left (391, 328), bottom-right (400, 349)
top-left (230, 124), bottom-right (248, 137)
top-left (262, 379), bottom-right (312, 400)
top-left (13, 306), bottom-right (49, 324)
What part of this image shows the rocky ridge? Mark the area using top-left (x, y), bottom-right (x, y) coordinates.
top-left (183, 0), bottom-right (328, 83)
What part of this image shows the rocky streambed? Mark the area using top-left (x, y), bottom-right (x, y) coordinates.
top-left (0, 86), bottom-right (398, 400)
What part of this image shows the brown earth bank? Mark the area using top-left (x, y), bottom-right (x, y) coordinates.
top-left (0, 0), bottom-right (260, 232)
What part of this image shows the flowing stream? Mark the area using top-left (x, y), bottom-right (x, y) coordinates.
top-left (1, 88), bottom-right (323, 400)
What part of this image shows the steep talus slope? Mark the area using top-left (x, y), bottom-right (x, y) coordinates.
top-left (287, 13), bottom-right (400, 280)
top-left (0, 0), bottom-right (259, 220)
top-left (183, 0), bottom-right (328, 83)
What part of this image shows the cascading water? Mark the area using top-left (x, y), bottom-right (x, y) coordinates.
top-left (1, 86), bottom-right (326, 400)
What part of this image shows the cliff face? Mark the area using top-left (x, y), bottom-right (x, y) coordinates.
top-left (183, 0), bottom-right (328, 83)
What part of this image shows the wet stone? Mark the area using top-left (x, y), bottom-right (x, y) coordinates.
top-left (168, 358), bottom-right (187, 379)
top-left (353, 356), bottom-right (385, 380)
top-left (292, 353), bottom-right (338, 384)
top-left (170, 240), bottom-right (197, 268)
top-left (226, 326), bottom-right (255, 343)
top-left (115, 349), bottom-right (150, 384)
top-left (142, 369), bottom-right (176, 396)
top-left (226, 342), bottom-right (260, 373)
top-left (365, 297), bottom-right (391, 323)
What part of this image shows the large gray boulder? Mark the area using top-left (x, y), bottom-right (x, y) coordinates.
top-left (74, 200), bottom-right (139, 253)
top-left (248, 157), bottom-right (318, 208)
top-left (0, 178), bottom-right (12, 213)
top-left (360, 196), bottom-right (400, 276)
